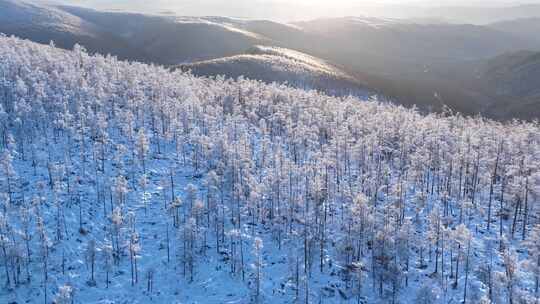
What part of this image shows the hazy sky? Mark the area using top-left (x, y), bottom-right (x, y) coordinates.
top-left (49, 0), bottom-right (540, 8)
top-left (47, 0), bottom-right (540, 21)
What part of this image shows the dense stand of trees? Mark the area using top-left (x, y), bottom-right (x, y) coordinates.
top-left (0, 35), bottom-right (538, 303)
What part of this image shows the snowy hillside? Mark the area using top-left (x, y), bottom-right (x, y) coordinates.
top-left (180, 45), bottom-right (371, 97)
top-left (58, 6), bottom-right (269, 64)
top-left (0, 0), bottom-right (93, 34)
top-left (247, 46), bottom-right (347, 76)
top-left (0, 36), bottom-right (539, 304)
top-left (0, 0), bottom-right (148, 62)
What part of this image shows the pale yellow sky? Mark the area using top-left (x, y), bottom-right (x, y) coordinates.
top-left (48, 0), bottom-right (540, 21)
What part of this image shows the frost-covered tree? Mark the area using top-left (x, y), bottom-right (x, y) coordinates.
top-left (110, 207), bottom-right (124, 263)
top-left (169, 196), bottom-right (183, 228)
top-left (146, 267), bottom-right (155, 293)
top-left (54, 284), bottom-right (73, 304)
top-left (137, 128), bottom-right (150, 174)
top-left (139, 174), bottom-right (150, 215)
top-left (102, 243), bottom-right (114, 288)
top-left (129, 231), bottom-right (141, 286)
top-left (523, 224), bottom-right (540, 301)
top-left (85, 239), bottom-right (97, 286)
top-left (0, 149), bottom-right (16, 205)
top-left (451, 224), bottom-right (471, 291)
top-left (0, 214), bottom-right (11, 286)
top-left (252, 237), bottom-right (263, 302)
top-left (415, 282), bottom-right (440, 304)
top-left (502, 246), bottom-right (521, 304)
top-left (114, 175), bottom-right (129, 207)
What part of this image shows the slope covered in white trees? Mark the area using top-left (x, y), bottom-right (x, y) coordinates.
top-left (0, 35), bottom-right (539, 304)
top-left (180, 45), bottom-right (371, 98)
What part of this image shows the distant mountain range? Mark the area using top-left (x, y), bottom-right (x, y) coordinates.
top-left (1, 0), bottom-right (539, 120)
top-left (38, 1), bottom-right (540, 24)
top-left (488, 17), bottom-right (540, 46)
top-left (421, 4), bottom-right (540, 24)
top-left (57, 6), bottom-right (270, 65)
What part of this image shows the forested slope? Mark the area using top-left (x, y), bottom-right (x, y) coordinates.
top-left (180, 45), bottom-right (371, 98)
top-left (0, 35), bottom-right (539, 303)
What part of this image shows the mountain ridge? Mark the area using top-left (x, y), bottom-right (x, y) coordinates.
top-left (179, 45), bottom-right (373, 98)
top-left (1, 0), bottom-right (539, 120)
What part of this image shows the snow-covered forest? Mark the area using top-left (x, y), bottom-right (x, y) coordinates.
top-left (0, 35), bottom-right (539, 303)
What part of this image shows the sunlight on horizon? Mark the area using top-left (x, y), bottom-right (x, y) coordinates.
top-left (49, 0), bottom-right (540, 21)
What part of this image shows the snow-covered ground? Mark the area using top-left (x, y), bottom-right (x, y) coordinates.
top-left (0, 35), bottom-right (538, 304)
